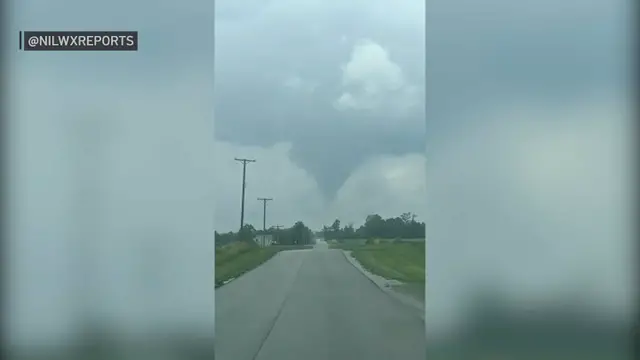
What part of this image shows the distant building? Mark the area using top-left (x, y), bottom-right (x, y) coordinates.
top-left (253, 234), bottom-right (273, 247)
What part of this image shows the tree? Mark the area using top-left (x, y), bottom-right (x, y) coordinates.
top-left (331, 213), bottom-right (426, 241)
top-left (237, 224), bottom-right (256, 242)
top-left (331, 219), bottom-right (341, 232)
top-left (292, 221), bottom-right (306, 245)
top-left (214, 231), bottom-right (236, 246)
top-left (342, 223), bottom-right (355, 238)
top-left (400, 212), bottom-right (413, 224)
top-left (363, 214), bottom-right (384, 238)
top-left (322, 225), bottom-right (330, 240)
top-left (274, 220), bottom-right (313, 245)
top-left (323, 220), bottom-right (343, 241)
top-left (214, 223), bottom-right (260, 246)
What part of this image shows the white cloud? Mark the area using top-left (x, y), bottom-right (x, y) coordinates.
top-left (283, 75), bottom-right (318, 93)
top-left (334, 39), bottom-right (420, 113)
top-left (328, 153), bottom-right (426, 226)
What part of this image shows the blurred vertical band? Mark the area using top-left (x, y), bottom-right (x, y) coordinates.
top-left (424, 0), bottom-right (636, 358)
top-left (3, 0), bottom-right (216, 359)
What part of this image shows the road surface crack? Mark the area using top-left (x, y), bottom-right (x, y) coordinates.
top-left (250, 252), bottom-right (307, 360)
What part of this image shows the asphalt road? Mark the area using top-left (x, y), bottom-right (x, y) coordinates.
top-left (215, 240), bottom-right (425, 360)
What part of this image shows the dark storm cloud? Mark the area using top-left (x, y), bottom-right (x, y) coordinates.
top-left (425, 0), bottom-right (629, 143)
top-left (214, 0), bottom-right (426, 199)
top-left (214, 78), bottom-right (425, 196)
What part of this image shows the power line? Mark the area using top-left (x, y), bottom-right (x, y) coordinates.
top-left (257, 197), bottom-right (273, 231)
top-left (235, 158), bottom-right (256, 231)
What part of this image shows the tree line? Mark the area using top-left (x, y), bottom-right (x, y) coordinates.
top-left (215, 221), bottom-right (314, 247)
top-left (214, 212), bottom-right (425, 246)
top-left (322, 212), bottom-right (425, 240)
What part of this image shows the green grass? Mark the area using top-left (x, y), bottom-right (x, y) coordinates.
top-left (215, 242), bottom-right (313, 288)
top-left (270, 244), bottom-right (314, 251)
top-left (330, 240), bottom-right (425, 284)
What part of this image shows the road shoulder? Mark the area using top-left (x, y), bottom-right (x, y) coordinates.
top-left (340, 250), bottom-right (425, 321)
top-left (216, 243), bottom-right (314, 288)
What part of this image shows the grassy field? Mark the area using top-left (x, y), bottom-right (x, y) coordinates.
top-left (330, 239), bottom-right (425, 300)
top-left (328, 238), bottom-right (424, 246)
top-left (215, 242), bottom-right (312, 288)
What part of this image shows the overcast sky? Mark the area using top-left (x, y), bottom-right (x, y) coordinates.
top-left (7, 0), bottom-right (633, 350)
top-left (214, 0), bottom-right (427, 231)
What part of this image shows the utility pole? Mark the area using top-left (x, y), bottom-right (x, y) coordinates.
top-left (274, 225), bottom-right (284, 245)
top-left (257, 197), bottom-right (273, 231)
top-left (235, 158), bottom-right (256, 231)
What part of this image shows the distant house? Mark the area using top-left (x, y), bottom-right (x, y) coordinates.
top-left (253, 234), bottom-right (273, 247)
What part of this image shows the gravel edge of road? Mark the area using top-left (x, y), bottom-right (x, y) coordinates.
top-left (340, 250), bottom-right (425, 321)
